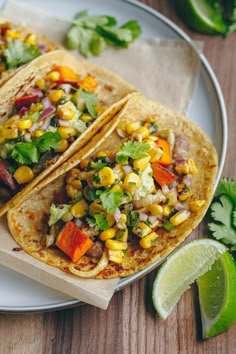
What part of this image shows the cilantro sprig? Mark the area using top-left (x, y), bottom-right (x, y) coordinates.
top-left (116, 141), bottom-right (150, 163)
top-left (86, 213), bottom-right (109, 231)
top-left (3, 39), bottom-right (41, 69)
top-left (66, 9), bottom-right (141, 57)
top-left (11, 132), bottom-right (61, 165)
top-left (208, 177), bottom-right (236, 250)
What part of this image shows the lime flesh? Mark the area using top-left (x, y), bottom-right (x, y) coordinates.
top-left (197, 252), bottom-right (236, 338)
top-left (175, 0), bottom-right (226, 34)
top-left (152, 239), bottom-right (226, 320)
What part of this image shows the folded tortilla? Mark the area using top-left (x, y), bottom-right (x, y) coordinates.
top-left (0, 49), bottom-right (137, 216)
top-left (7, 95), bottom-right (218, 278)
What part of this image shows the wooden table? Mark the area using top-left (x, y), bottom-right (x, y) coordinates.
top-left (1, 1), bottom-right (236, 353)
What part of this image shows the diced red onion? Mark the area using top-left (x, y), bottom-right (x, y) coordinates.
top-left (38, 44), bottom-right (47, 53)
top-left (19, 106), bottom-right (29, 117)
top-left (74, 218), bottom-right (83, 228)
top-left (114, 208), bottom-right (121, 222)
top-left (41, 117), bottom-right (51, 131)
top-left (38, 106), bottom-right (55, 122)
top-left (32, 88), bottom-right (43, 98)
top-left (42, 96), bottom-right (53, 110)
top-left (175, 159), bottom-right (187, 166)
top-left (183, 174), bottom-right (194, 187)
top-left (28, 122), bottom-right (39, 133)
top-left (58, 119), bottom-right (70, 127)
top-left (175, 203), bottom-right (186, 211)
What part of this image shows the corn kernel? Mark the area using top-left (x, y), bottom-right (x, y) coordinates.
top-left (188, 159), bottom-right (198, 175)
top-left (135, 126), bottom-right (150, 139)
top-left (80, 159), bottom-right (90, 170)
top-left (133, 155), bottom-right (151, 172)
top-left (13, 166), bottom-right (34, 184)
top-left (163, 205), bottom-right (171, 216)
top-left (139, 232), bottom-right (159, 249)
top-left (105, 239), bottom-right (128, 251)
top-left (126, 122), bottom-right (141, 135)
top-left (30, 102), bottom-right (43, 112)
top-left (3, 115), bottom-right (20, 126)
top-left (166, 191), bottom-right (178, 206)
top-left (189, 200), bottom-right (205, 212)
top-left (100, 228), bottom-right (116, 241)
top-left (33, 130), bottom-right (44, 138)
top-left (110, 184), bottom-right (123, 193)
top-left (25, 33), bottom-right (36, 45)
top-left (175, 162), bottom-right (190, 175)
top-left (48, 89), bottom-right (64, 103)
top-left (132, 222), bottom-right (152, 238)
top-left (148, 204), bottom-right (163, 216)
top-left (80, 114), bottom-right (92, 122)
top-left (2, 125), bottom-right (18, 139)
top-left (46, 71), bottom-right (60, 82)
top-left (116, 213), bottom-right (127, 229)
top-left (96, 150), bottom-right (109, 158)
top-left (57, 105), bottom-right (75, 120)
top-left (169, 210), bottom-right (191, 226)
top-left (94, 167), bottom-right (115, 187)
top-left (107, 249), bottom-right (123, 264)
top-left (123, 173), bottom-right (140, 193)
top-left (55, 139), bottom-right (69, 152)
top-left (148, 146), bottom-right (163, 162)
top-left (70, 199), bottom-right (88, 218)
top-left (57, 127), bottom-right (76, 139)
top-left (17, 119), bottom-right (32, 130)
top-left (66, 184), bottom-right (79, 199)
top-left (89, 201), bottom-right (104, 216)
top-left (178, 191), bottom-right (190, 201)
top-left (36, 79), bottom-right (45, 90)
top-left (107, 214), bottom-right (116, 227)
top-left (6, 29), bottom-right (20, 39)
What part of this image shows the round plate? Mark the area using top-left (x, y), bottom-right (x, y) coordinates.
top-left (0, 0), bottom-right (227, 312)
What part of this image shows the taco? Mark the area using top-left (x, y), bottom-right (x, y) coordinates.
top-left (7, 95), bottom-right (218, 278)
top-left (0, 49), bottom-right (137, 215)
top-left (0, 18), bottom-right (61, 85)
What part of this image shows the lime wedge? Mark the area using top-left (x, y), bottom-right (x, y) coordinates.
top-left (152, 239), bottom-right (226, 320)
top-left (175, 0), bottom-right (226, 34)
top-left (197, 252), bottom-right (236, 338)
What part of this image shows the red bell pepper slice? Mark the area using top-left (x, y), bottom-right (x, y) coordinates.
top-left (152, 162), bottom-right (178, 186)
top-left (15, 95), bottom-right (39, 109)
top-left (56, 221), bottom-right (94, 263)
top-left (155, 139), bottom-right (173, 166)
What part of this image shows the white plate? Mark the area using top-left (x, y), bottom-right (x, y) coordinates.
top-left (0, 0), bottom-right (227, 312)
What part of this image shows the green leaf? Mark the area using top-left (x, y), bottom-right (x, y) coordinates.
top-left (216, 177), bottom-right (236, 200)
top-left (4, 39), bottom-right (41, 69)
top-left (86, 213), bottom-right (109, 231)
top-left (120, 20), bottom-right (142, 40)
top-left (11, 142), bottom-right (39, 165)
top-left (74, 12), bottom-right (116, 29)
top-left (89, 161), bottom-right (108, 171)
top-left (97, 25), bottom-right (133, 48)
top-left (208, 194), bottom-right (236, 245)
top-left (233, 205), bottom-right (236, 228)
top-left (116, 141), bottom-right (150, 163)
top-left (100, 191), bottom-right (123, 214)
top-left (79, 88), bottom-right (99, 118)
top-left (33, 132), bottom-right (61, 151)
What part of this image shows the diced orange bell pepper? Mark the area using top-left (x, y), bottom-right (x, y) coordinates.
top-left (54, 65), bottom-right (79, 83)
top-left (152, 162), bottom-right (178, 186)
top-left (155, 139), bottom-right (172, 166)
top-left (78, 74), bottom-right (98, 92)
top-left (56, 221), bottom-right (93, 262)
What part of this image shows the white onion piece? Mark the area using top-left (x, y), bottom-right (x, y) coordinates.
top-left (68, 251), bottom-right (109, 278)
top-left (42, 96), bottom-right (53, 110)
top-left (139, 213), bottom-right (148, 222)
top-left (58, 119), bottom-right (70, 127)
top-left (148, 215), bottom-right (158, 224)
top-left (28, 122), bottom-right (39, 133)
top-left (114, 208), bottom-right (121, 222)
top-left (116, 129), bottom-right (127, 138)
top-left (133, 191), bottom-right (165, 208)
top-left (38, 106), bottom-right (55, 122)
top-left (175, 203), bottom-right (186, 211)
top-left (74, 218), bottom-right (83, 228)
top-left (41, 117), bottom-right (51, 131)
top-left (162, 185), bottom-right (169, 195)
top-left (59, 84), bottom-right (72, 94)
top-left (33, 88), bottom-right (43, 98)
top-left (24, 133), bottom-right (32, 142)
top-left (122, 165), bottom-right (132, 175)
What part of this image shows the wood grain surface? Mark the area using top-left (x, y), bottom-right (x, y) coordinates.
top-left (1, 1), bottom-right (236, 353)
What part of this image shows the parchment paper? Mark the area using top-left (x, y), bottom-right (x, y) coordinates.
top-left (0, 0), bottom-right (203, 309)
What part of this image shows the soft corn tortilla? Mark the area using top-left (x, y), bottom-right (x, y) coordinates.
top-left (7, 95), bottom-right (218, 278)
top-left (0, 50), bottom-right (137, 216)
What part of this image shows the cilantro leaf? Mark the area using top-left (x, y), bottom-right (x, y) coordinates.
top-left (233, 205), bottom-right (236, 228)
top-left (208, 194), bottom-right (236, 245)
top-left (73, 10), bottom-right (116, 29)
top-left (97, 25), bottom-right (134, 48)
top-left (116, 141), bottom-right (150, 163)
top-left (4, 39), bottom-right (41, 69)
top-left (89, 161), bottom-right (108, 171)
top-left (11, 142), bottom-right (39, 165)
top-left (100, 191), bottom-right (123, 214)
top-left (87, 213), bottom-right (109, 231)
top-left (215, 177), bottom-right (236, 200)
top-left (79, 88), bottom-right (99, 118)
top-left (33, 132), bottom-right (61, 151)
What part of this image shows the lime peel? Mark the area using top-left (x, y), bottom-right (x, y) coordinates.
top-left (152, 239), bottom-right (227, 320)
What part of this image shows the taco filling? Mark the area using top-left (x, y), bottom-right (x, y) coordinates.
top-left (0, 20), bottom-right (57, 78)
top-left (0, 65), bottom-right (109, 204)
top-left (45, 118), bottom-right (205, 276)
